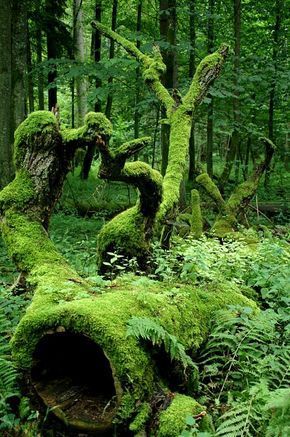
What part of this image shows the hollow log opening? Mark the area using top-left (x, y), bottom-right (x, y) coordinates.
top-left (31, 332), bottom-right (119, 432)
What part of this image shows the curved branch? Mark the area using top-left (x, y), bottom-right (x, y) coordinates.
top-left (196, 173), bottom-right (225, 210)
top-left (92, 21), bottom-right (175, 115)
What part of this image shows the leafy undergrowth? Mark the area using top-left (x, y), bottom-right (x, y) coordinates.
top-left (0, 216), bottom-right (289, 435)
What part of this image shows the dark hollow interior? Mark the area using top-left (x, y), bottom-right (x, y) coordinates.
top-left (31, 332), bottom-right (117, 426)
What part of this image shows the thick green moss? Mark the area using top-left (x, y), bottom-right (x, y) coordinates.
top-left (62, 112), bottom-right (113, 145)
top-left (196, 173), bottom-right (225, 209)
top-left (0, 170), bottom-right (34, 210)
top-left (157, 107), bottom-right (192, 223)
top-left (157, 394), bottom-right (208, 437)
top-left (129, 402), bottom-right (151, 433)
top-left (97, 206), bottom-right (149, 270)
top-left (14, 111), bottom-right (59, 167)
top-left (1, 211), bottom-right (62, 271)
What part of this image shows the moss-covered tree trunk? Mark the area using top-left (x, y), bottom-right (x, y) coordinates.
top-left (0, 111), bottom-right (255, 435)
top-left (92, 21), bottom-right (228, 259)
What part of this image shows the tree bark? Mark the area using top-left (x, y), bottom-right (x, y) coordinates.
top-left (73, 0), bottom-right (87, 127)
top-left (105, 0), bottom-right (118, 119)
top-left (159, 0), bottom-right (178, 176)
top-left (206, 0), bottom-right (215, 177)
top-left (0, 0), bottom-right (14, 189)
top-left (80, 0), bottom-right (102, 179)
top-left (46, 0), bottom-right (58, 110)
top-left (11, 0), bottom-right (27, 128)
top-left (219, 0), bottom-right (241, 187)
top-left (266, 0), bottom-right (282, 188)
top-left (36, 20), bottom-right (45, 110)
top-left (27, 22), bottom-right (35, 113)
top-left (134, 0), bottom-right (142, 142)
top-left (188, 0), bottom-right (196, 181)
top-left (93, 0), bottom-right (102, 112)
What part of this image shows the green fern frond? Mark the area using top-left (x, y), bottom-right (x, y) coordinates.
top-left (127, 316), bottom-right (196, 371)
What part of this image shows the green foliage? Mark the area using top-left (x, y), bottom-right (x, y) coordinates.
top-left (0, 291), bottom-right (37, 433)
top-left (127, 316), bottom-right (196, 371)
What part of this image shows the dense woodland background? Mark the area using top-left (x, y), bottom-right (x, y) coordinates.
top-left (0, 0), bottom-right (289, 189)
top-left (0, 1), bottom-right (289, 436)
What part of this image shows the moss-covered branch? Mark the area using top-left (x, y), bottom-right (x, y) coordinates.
top-left (92, 21), bottom-right (175, 116)
top-left (92, 23), bottom-right (228, 248)
top-left (196, 173), bottom-right (225, 210)
top-left (210, 139), bottom-right (275, 237)
top-left (183, 45), bottom-right (229, 113)
top-left (97, 135), bottom-right (163, 271)
top-left (157, 47), bottom-right (228, 230)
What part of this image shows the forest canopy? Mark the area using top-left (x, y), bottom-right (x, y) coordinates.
top-left (0, 0), bottom-right (289, 436)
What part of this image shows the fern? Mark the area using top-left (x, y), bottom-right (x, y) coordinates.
top-left (0, 305), bottom-right (20, 429)
top-left (127, 316), bottom-right (196, 371)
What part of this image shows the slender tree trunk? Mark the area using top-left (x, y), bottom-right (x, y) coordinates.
top-left (220, 0), bottom-right (241, 187)
top-left (11, 0), bottom-right (27, 128)
top-left (134, 0), bottom-right (142, 141)
top-left (73, 0), bottom-right (87, 127)
top-left (46, 0), bottom-right (58, 110)
top-left (0, 0), bottom-right (14, 189)
top-left (105, 0), bottom-right (118, 119)
top-left (159, 0), bottom-right (178, 176)
top-left (188, 0), bottom-right (196, 181)
top-left (266, 0), bottom-right (282, 187)
top-left (27, 22), bottom-right (34, 113)
top-left (36, 21), bottom-right (44, 110)
top-left (80, 0), bottom-right (102, 179)
top-left (94, 0), bottom-right (102, 112)
top-left (206, 0), bottom-right (215, 177)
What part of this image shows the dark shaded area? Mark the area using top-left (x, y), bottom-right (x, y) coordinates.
top-left (31, 332), bottom-right (117, 431)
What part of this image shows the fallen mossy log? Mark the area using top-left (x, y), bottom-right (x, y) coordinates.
top-left (0, 112), bottom-right (257, 434)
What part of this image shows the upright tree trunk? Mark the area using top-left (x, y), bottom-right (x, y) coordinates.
top-left (94, 0), bottom-right (102, 112)
top-left (266, 0), bottom-right (282, 187)
top-left (134, 0), bottom-right (142, 141)
top-left (36, 21), bottom-right (45, 110)
top-left (0, 0), bottom-right (14, 189)
top-left (206, 0), bottom-right (215, 177)
top-left (80, 0), bottom-right (102, 179)
top-left (105, 0), bottom-right (118, 119)
top-left (46, 0), bottom-right (58, 110)
top-left (27, 22), bottom-right (35, 113)
top-left (73, 0), bottom-right (87, 127)
top-left (220, 0), bottom-right (241, 187)
top-left (11, 0), bottom-right (27, 128)
top-left (159, 0), bottom-right (178, 176)
top-left (188, 0), bottom-right (196, 181)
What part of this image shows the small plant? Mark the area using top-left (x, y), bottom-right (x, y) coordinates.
top-left (127, 316), bottom-right (197, 371)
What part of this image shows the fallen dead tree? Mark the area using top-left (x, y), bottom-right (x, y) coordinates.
top-left (0, 111), bottom-right (256, 435)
